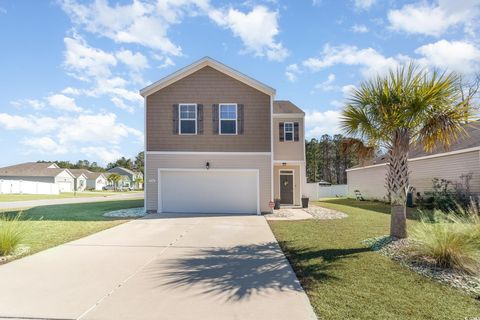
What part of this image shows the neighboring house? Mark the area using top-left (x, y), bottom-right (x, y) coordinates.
top-left (0, 162), bottom-right (75, 194)
top-left (68, 169), bottom-right (107, 191)
top-left (107, 167), bottom-right (143, 189)
top-left (141, 57), bottom-right (306, 214)
top-left (347, 121), bottom-right (480, 201)
top-left (70, 171), bottom-right (87, 192)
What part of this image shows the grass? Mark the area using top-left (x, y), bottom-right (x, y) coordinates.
top-left (269, 198), bottom-right (480, 320)
top-left (0, 199), bottom-right (143, 260)
top-left (0, 191), bottom-right (143, 202)
top-left (0, 213), bottom-right (26, 256)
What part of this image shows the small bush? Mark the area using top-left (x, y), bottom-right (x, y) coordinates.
top-left (0, 213), bottom-right (26, 256)
top-left (410, 205), bottom-right (480, 274)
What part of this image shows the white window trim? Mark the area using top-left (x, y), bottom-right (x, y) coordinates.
top-left (284, 122), bottom-right (294, 141)
top-left (219, 103), bottom-right (238, 135)
top-left (179, 103), bottom-right (197, 135)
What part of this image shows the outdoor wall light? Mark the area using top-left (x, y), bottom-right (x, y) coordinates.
top-left (282, 162), bottom-right (287, 166)
top-left (206, 162), bottom-right (210, 170)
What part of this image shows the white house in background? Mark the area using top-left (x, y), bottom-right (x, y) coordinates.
top-left (68, 170), bottom-right (87, 192)
top-left (107, 167), bottom-right (143, 189)
top-left (0, 162), bottom-right (75, 194)
top-left (68, 169), bottom-right (108, 191)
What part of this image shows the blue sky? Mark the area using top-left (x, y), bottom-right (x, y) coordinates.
top-left (0, 0), bottom-right (479, 166)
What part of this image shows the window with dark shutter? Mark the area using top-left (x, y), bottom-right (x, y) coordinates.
top-left (197, 104), bottom-right (203, 134)
top-left (212, 104), bottom-right (219, 134)
top-left (294, 122), bottom-right (299, 141)
top-left (284, 122), bottom-right (294, 141)
top-left (172, 104), bottom-right (179, 134)
top-left (237, 104), bottom-right (244, 134)
top-left (179, 104), bottom-right (197, 135)
top-left (279, 122), bottom-right (284, 142)
top-left (219, 104), bottom-right (237, 134)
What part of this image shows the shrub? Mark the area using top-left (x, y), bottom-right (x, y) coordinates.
top-left (0, 213), bottom-right (26, 256)
top-left (410, 205), bottom-right (480, 274)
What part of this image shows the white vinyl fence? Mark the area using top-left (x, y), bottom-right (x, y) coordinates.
top-left (303, 183), bottom-right (348, 200)
top-left (0, 179), bottom-right (59, 195)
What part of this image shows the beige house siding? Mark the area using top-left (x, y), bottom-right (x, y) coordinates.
top-left (347, 150), bottom-right (480, 200)
top-left (273, 165), bottom-right (301, 205)
top-left (273, 117), bottom-right (304, 161)
top-left (145, 153), bottom-right (272, 212)
top-left (146, 66), bottom-right (271, 152)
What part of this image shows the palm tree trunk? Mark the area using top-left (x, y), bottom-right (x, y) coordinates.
top-left (386, 128), bottom-right (410, 238)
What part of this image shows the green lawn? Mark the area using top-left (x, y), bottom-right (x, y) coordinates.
top-left (269, 198), bottom-right (480, 320)
top-left (0, 191), bottom-right (143, 202)
top-left (0, 199), bottom-right (143, 260)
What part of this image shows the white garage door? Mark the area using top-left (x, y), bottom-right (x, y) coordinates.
top-left (57, 182), bottom-right (72, 192)
top-left (159, 170), bottom-right (258, 214)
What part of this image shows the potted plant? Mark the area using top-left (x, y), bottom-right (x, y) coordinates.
top-left (274, 199), bottom-right (281, 210)
top-left (301, 195), bottom-right (309, 208)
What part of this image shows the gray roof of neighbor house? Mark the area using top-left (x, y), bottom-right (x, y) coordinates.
top-left (108, 167), bottom-right (138, 176)
top-left (0, 162), bottom-right (69, 177)
top-left (67, 169), bottom-right (105, 180)
top-left (273, 100), bottom-right (304, 114)
top-left (351, 120), bottom-right (480, 169)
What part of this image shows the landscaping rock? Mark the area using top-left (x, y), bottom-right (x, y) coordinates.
top-left (0, 245), bottom-right (30, 264)
top-left (305, 205), bottom-right (348, 220)
top-left (363, 235), bottom-right (480, 296)
top-left (103, 207), bottom-right (146, 218)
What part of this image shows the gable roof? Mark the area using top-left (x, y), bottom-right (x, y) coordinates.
top-left (67, 169), bottom-right (105, 180)
top-left (0, 162), bottom-right (73, 178)
top-left (350, 121), bottom-right (480, 170)
top-left (108, 167), bottom-right (135, 175)
top-left (273, 100), bottom-right (304, 114)
top-left (140, 57), bottom-right (276, 97)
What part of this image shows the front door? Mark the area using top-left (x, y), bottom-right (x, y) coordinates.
top-left (280, 173), bottom-right (294, 204)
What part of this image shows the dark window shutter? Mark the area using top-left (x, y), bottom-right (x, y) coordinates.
top-left (237, 104), bottom-right (244, 134)
top-left (279, 122), bottom-right (284, 142)
top-left (212, 104), bottom-right (219, 134)
top-left (197, 104), bottom-right (203, 134)
top-left (294, 122), bottom-right (299, 141)
top-left (172, 104), bottom-right (179, 134)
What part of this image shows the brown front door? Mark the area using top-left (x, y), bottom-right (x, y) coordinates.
top-left (280, 174), bottom-right (294, 204)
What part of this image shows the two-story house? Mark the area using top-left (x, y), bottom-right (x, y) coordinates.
top-left (141, 57), bottom-right (305, 214)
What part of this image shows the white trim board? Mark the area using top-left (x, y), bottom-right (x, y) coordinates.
top-left (140, 57), bottom-right (275, 97)
top-left (157, 168), bottom-right (260, 215)
top-left (346, 146), bottom-right (480, 172)
top-left (146, 151), bottom-right (272, 155)
top-left (272, 113), bottom-right (304, 118)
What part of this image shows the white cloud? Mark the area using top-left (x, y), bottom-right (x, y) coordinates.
top-left (315, 73), bottom-right (336, 91)
top-left (10, 99), bottom-right (45, 110)
top-left (111, 97), bottom-right (135, 113)
top-left (115, 49), bottom-right (149, 71)
top-left (21, 137), bottom-right (66, 154)
top-left (80, 146), bottom-right (125, 164)
top-left (47, 94), bottom-right (83, 112)
top-left (61, 87), bottom-right (82, 96)
top-left (354, 0), bottom-right (376, 10)
top-left (303, 44), bottom-right (401, 78)
top-left (64, 35), bottom-right (117, 81)
top-left (285, 63), bottom-right (301, 82)
top-left (415, 40), bottom-right (480, 74)
top-left (388, 0), bottom-right (480, 37)
top-left (0, 114), bottom-right (58, 134)
top-left (210, 5), bottom-right (288, 61)
top-left (341, 84), bottom-right (357, 97)
top-left (305, 110), bottom-right (342, 138)
top-left (152, 54), bottom-right (176, 69)
top-left (352, 24), bottom-right (369, 33)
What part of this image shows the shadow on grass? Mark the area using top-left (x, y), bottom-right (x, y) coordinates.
top-left (277, 240), bottom-right (371, 290)
top-left (0, 200), bottom-right (144, 222)
top-left (318, 198), bottom-right (421, 220)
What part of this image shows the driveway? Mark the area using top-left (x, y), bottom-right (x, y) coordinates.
top-left (0, 192), bottom-right (143, 210)
top-left (0, 214), bottom-right (317, 320)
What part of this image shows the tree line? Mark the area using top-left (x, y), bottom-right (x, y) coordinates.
top-left (37, 151), bottom-right (145, 174)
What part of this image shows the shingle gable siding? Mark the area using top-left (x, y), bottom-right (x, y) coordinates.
top-left (146, 66), bottom-right (271, 152)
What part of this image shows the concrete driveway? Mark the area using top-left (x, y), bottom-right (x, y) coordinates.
top-left (0, 214), bottom-right (317, 320)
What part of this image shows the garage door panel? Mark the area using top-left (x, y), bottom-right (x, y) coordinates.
top-left (160, 170), bottom-right (258, 214)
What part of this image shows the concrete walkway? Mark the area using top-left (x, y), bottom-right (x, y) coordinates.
top-left (0, 214), bottom-right (317, 320)
top-left (0, 192), bottom-right (143, 210)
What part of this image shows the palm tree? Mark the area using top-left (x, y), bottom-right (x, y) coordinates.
top-left (107, 173), bottom-right (122, 191)
top-left (341, 63), bottom-right (471, 238)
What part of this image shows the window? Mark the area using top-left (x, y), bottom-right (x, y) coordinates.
top-left (219, 104), bottom-right (237, 135)
top-left (179, 104), bottom-right (197, 134)
top-left (284, 122), bottom-right (293, 141)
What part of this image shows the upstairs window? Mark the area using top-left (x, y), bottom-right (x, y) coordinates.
top-left (284, 122), bottom-right (294, 141)
top-left (219, 104), bottom-right (237, 135)
top-left (179, 104), bottom-right (197, 135)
